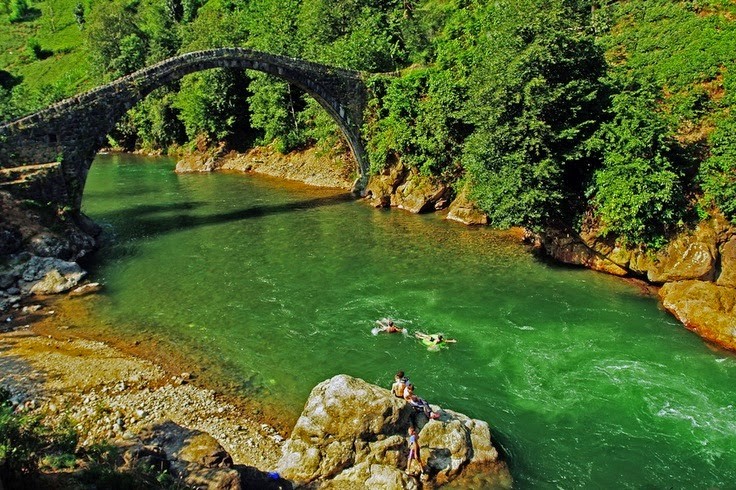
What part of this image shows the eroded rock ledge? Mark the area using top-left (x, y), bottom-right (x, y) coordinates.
top-left (276, 374), bottom-right (511, 489)
top-left (541, 214), bottom-right (736, 351)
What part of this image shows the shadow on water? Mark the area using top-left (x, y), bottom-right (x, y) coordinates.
top-left (84, 193), bottom-right (356, 263)
top-left (90, 201), bottom-right (207, 223)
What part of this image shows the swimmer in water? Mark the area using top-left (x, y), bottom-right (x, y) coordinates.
top-left (414, 331), bottom-right (457, 345)
top-left (373, 319), bottom-right (406, 335)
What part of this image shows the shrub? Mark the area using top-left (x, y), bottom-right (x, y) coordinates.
top-left (0, 390), bottom-right (44, 482)
top-left (700, 114), bottom-right (736, 220)
top-left (26, 38), bottom-right (43, 60)
top-left (8, 0), bottom-right (29, 23)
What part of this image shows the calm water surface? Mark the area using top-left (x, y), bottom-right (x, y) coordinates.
top-left (80, 154), bottom-right (736, 488)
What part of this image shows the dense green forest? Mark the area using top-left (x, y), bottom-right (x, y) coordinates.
top-left (1, 0), bottom-right (734, 247)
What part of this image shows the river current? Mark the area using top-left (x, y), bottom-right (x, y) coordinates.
top-left (78, 153), bottom-right (736, 488)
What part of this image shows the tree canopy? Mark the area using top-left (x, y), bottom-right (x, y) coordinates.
top-left (1, 0), bottom-right (734, 246)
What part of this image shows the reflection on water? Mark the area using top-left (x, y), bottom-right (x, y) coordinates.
top-left (78, 153), bottom-right (736, 488)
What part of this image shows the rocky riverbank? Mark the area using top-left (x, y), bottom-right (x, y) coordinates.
top-left (176, 147), bottom-right (736, 353)
top-left (540, 215), bottom-right (736, 351)
top-left (1, 305), bottom-right (510, 489)
top-left (0, 307), bottom-right (287, 488)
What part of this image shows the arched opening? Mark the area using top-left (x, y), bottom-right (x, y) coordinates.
top-left (0, 48), bottom-right (369, 211)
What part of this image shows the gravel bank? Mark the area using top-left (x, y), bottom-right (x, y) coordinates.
top-left (0, 317), bottom-right (284, 472)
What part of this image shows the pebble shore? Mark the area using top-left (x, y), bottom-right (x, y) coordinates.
top-left (0, 305), bottom-right (285, 472)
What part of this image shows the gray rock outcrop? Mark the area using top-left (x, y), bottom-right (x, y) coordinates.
top-left (1, 254), bottom-right (87, 310)
top-left (276, 374), bottom-right (511, 489)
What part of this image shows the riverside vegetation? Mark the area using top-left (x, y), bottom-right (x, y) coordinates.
top-left (2, 0), bottom-right (733, 347)
top-left (1, 0), bottom-right (734, 247)
top-left (1, 0), bottom-right (736, 487)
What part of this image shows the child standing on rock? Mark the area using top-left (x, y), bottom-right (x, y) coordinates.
top-left (406, 426), bottom-right (424, 475)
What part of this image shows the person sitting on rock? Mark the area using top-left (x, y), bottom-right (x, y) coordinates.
top-left (406, 426), bottom-right (424, 475)
top-left (392, 371), bottom-right (409, 398)
top-left (403, 384), bottom-right (434, 418)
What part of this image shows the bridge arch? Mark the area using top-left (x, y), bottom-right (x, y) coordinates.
top-left (0, 48), bottom-right (368, 209)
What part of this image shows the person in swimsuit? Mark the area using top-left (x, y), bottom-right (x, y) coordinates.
top-left (406, 426), bottom-right (424, 474)
top-left (392, 371), bottom-right (409, 398)
top-left (376, 319), bottom-right (402, 333)
top-left (403, 384), bottom-right (434, 418)
top-left (385, 320), bottom-right (401, 333)
top-left (414, 332), bottom-right (456, 345)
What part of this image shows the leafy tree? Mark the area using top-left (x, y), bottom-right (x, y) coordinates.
top-left (588, 85), bottom-right (687, 246)
top-left (248, 73), bottom-right (304, 153)
top-left (297, 0), bottom-right (409, 71)
top-left (462, 0), bottom-right (607, 229)
top-left (701, 114), bottom-right (736, 220)
top-left (364, 67), bottom-right (467, 177)
top-left (174, 68), bottom-right (251, 143)
top-left (139, 0), bottom-right (181, 64)
top-left (86, 0), bottom-right (147, 79)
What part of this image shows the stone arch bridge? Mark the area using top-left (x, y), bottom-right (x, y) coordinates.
top-left (0, 48), bottom-right (369, 210)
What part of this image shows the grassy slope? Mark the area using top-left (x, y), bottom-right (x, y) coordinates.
top-left (602, 1), bottom-right (736, 142)
top-left (0, 0), bottom-right (94, 97)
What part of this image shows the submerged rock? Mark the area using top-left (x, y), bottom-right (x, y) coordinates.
top-left (276, 374), bottom-right (511, 489)
top-left (69, 282), bottom-right (103, 297)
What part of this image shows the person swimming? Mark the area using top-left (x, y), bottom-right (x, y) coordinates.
top-left (373, 319), bottom-right (407, 335)
top-left (414, 331), bottom-right (456, 345)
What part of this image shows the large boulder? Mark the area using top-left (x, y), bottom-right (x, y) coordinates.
top-left (717, 238), bottom-right (736, 288)
top-left (364, 164), bottom-right (452, 213)
top-left (541, 230), bottom-right (628, 276)
top-left (137, 421), bottom-right (241, 490)
top-left (446, 188), bottom-right (488, 226)
top-left (8, 256), bottom-right (87, 295)
top-left (645, 221), bottom-right (718, 283)
top-left (392, 168), bottom-right (452, 214)
top-left (659, 280), bottom-right (736, 351)
top-left (276, 374), bottom-right (511, 489)
top-left (364, 163), bottom-right (409, 208)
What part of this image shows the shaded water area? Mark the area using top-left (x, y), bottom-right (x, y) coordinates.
top-left (77, 153), bottom-right (736, 488)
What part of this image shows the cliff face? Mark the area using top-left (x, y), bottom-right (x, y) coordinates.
top-left (276, 374), bottom-right (512, 489)
top-left (541, 215), bottom-right (736, 351)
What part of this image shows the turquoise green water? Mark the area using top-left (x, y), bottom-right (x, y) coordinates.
top-left (81, 154), bottom-right (736, 488)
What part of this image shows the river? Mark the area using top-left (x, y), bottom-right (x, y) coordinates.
top-left (77, 153), bottom-right (736, 488)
